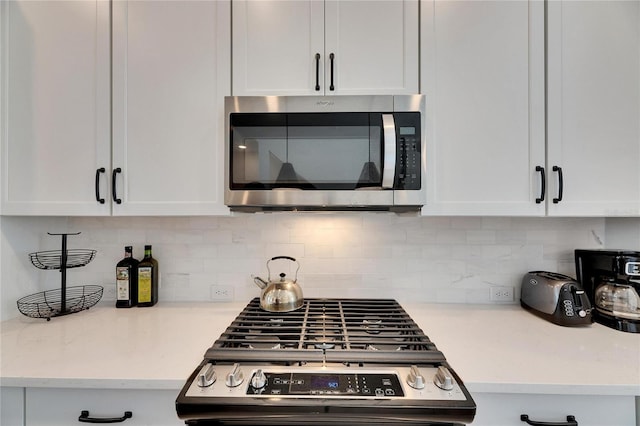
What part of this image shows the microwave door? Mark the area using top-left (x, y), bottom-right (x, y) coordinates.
top-left (381, 114), bottom-right (397, 189)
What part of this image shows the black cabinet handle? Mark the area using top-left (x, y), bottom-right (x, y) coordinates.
top-left (521, 414), bottom-right (577, 426)
top-left (553, 165), bottom-right (563, 203)
top-left (78, 410), bottom-right (132, 423)
top-left (111, 168), bottom-right (122, 204)
top-left (95, 168), bottom-right (105, 204)
top-left (314, 53), bottom-right (321, 91)
top-left (329, 53), bottom-right (335, 91)
top-left (535, 166), bottom-right (545, 204)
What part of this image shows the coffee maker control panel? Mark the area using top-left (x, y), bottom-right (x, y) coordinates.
top-left (625, 262), bottom-right (640, 276)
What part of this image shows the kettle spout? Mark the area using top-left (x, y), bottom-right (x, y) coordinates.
top-left (252, 275), bottom-right (268, 289)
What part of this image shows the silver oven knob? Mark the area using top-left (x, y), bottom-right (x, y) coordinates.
top-left (225, 363), bottom-right (244, 388)
top-left (434, 366), bottom-right (454, 391)
top-left (407, 365), bottom-right (425, 390)
top-left (251, 369), bottom-right (267, 389)
top-left (197, 364), bottom-right (216, 387)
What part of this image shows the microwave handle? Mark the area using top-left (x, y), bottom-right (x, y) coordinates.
top-left (381, 114), bottom-right (397, 189)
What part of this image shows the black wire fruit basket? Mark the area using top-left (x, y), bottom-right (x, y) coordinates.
top-left (17, 285), bottom-right (103, 320)
top-left (19, 232), bottom-right (102, 320)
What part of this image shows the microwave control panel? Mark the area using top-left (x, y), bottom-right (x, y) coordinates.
top-left (395, 112), bottom-right (421, 190)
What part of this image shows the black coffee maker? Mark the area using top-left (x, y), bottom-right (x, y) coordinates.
top-left (575, 249), bottom-right (640, 333)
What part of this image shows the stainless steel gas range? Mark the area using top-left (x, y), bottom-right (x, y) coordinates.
top-left (176, 298), bottom-right (476, 425)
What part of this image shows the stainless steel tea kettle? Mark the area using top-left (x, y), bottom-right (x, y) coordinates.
top-left (252, 256), bottom-right (303, 312)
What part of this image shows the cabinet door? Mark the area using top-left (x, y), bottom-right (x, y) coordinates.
top-left (26, 388), bottom-right (182, 425)
top-left (324, 0), bottom-right (418, 95)
top-left (232, 0), bottom-right (325, 96)
top-left (1, 387), bottom-right (24, 426)
top-left (0, 0), bottom-right (111, 216)
top-left (547, 1), bottom-right (640, 217)
top-left (112, 0), bottom-right (230, 215)
top-left (471, 392), bottom-right (636, 426)
top-left (421, 0), bottom-right (545, 216)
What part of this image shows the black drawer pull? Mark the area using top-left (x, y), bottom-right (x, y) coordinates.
top-left (95, 168), bottom-right (106, 204)
top-left (329, 53), bottom-right (335, 91)
top-left (111, 167), bottom-right (122, 204)
top-left (521, 414), bottom-right (578, 426)
top-left (535, 166), bottom-right (545, 203)
top-left (78, 410), bottom-right (132, 423)
top-left (552, 165), bottom-right (563, 203)
top-left (314, 53), bottom-right (321, 91)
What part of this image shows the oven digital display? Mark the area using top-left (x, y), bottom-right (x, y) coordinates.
top-left (399, 126), bottom-right (416, 135)
top-left (311, 375), bottom-right (340, 390)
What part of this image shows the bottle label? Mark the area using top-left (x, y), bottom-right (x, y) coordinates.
top-left (138, 267), bottom-right (152, 303)
top-left (116, 267), bottom-right (130, 301)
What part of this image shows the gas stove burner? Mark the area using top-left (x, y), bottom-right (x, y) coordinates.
top-left (244, 334), bottom-right (282, 350)
top-left (362, 317), bottom-right (383, 334)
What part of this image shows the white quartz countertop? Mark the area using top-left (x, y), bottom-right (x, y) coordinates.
top-left (1, 301), bottom-right (639, 396)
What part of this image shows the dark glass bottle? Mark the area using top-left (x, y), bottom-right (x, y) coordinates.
top-left (116, 246), bottom-right (139, 308)
top-left (137, 245), bottom-right (158, 307)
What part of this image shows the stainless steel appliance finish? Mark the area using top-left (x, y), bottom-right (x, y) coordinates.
top-left (520, 271), bottom-right (592, 326)
top-left (224, 95), bottom-right (426, 212)
top-left (176, 298), bottom-right (476, 425)
top-left (252, 256), bottom-right (304, 313)
top-left (575, 249), bottom-right (640, 333)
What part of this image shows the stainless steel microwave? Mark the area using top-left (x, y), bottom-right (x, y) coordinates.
top-left (224, 95), bottom-right (425, 212)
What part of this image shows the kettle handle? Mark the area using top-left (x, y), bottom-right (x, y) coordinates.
top-left (266, 256), bottom-right (300, 283)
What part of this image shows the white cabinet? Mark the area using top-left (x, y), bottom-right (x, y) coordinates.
top-left (232, 0), bottom-right (418, 96)
top-left (111, 0), bottom-right (230, 216)
top-left (26, 388), bottom-right (182, 425)
top-left (1, 0), bottom-right (230, 216)
top-left (471, 392), bottom-right (636, 426)
top-left (546, 0), bottom-right (640, 217)
top-left (422, 0), bottom-right (640, 217)
top-left (421, 0), bottom-right (546, 216)
top-left (1, 387), bottom-right (24, 426)
top-left (0, 0), bottom-right (111, 216)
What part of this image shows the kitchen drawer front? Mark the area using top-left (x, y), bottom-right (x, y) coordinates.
top-left (26, 388), bottom-right (182, 426)
top-left (472, 392), bottom-right (636, 426)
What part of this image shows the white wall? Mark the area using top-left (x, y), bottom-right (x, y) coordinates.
top-left (605, 218), bottom-right (640, 250)
top-left (1, 214), bottom-right (608, 320)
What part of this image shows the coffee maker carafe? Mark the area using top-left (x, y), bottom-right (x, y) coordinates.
top-left (575, 249), bottom-right (640, 333)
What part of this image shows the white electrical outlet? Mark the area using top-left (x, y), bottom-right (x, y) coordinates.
top-left (490, 286), bottom-right (514, 302)
top-left (210, 285), bottom-right (234, 301)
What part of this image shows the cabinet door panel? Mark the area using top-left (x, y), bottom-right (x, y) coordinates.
top-left (471, 392), bottom-right (636, 426)
top-left (26, 388), bottom-right (182, 425)
top-left (1, 0), bottom-right (111, 216)
top-left (325, 0), bottom-right (418, 95)
top-left (547, 1), bottom-right (640, 216)
top-left (112, 0), bottom-right (230, 215)
top-left (421, 0), bottom-right (545, 216)
top-left (232, 0), bottom-right (324, 96)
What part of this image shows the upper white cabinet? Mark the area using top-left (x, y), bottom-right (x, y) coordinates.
top-left (1, 0), bottom-right (111, 216)
top-left (232, 0), bottom-right (419, 96)
top-left (421, 0), bottom-right (546, 216)
top-left (1, 0), bottom-right (230, 216)
top-left (112, 0), bottom-right (230, 215)
top-left (546, 0), bottom-right (640, 217)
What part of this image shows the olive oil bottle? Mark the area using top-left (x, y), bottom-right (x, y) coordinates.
top-left (116, 246), bottom-right (138, 308)
top-left (137, 245), bottom-right (158, 307)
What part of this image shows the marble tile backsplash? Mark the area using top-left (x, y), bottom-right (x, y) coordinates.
top-left (9, 214), bottom-right (605, 308)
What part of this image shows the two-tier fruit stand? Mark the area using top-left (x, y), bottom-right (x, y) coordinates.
top-left (17, 232), bottom-right (102, 320)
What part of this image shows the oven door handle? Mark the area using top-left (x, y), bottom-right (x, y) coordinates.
top-left (381, 114), bottom-right (396, 189)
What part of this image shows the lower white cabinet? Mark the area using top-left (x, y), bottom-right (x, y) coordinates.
top-left (471, 392), bottom-right (637, 426)
top-left (26, 388), bottom-right (182, 426)
top-left (1, 387), bottom-right (24, 426)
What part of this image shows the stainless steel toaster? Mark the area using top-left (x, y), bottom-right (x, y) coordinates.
top-left (520, 271), bottom-right (592, 326)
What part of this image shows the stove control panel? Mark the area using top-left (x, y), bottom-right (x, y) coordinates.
top-left (247, 372), bottom-right (404, 397)
top-left (185, 364), bottom-right (468, 401)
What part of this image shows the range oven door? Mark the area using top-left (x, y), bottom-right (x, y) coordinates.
top-left (224, 95), bottom-right (425, 211)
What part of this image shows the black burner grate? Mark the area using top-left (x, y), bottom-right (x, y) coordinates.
top-left (204, 298), bottom-right (446, 364)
